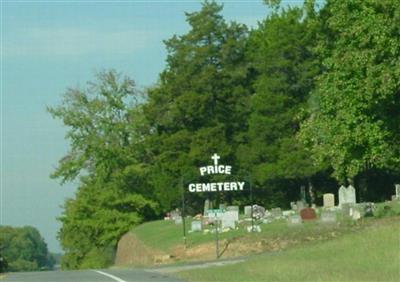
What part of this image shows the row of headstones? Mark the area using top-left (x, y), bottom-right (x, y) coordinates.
top-left (171, 183), bottom-right (400, 232)
top-left (321, 185), bottom-right (356, 208)
top-left (323, 183), bottom-right (400, 208)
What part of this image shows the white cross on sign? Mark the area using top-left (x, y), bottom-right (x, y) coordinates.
top-left (211, 153), bottom-right (220, 165)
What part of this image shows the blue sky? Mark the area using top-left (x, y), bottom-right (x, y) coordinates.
top-left (1, 0), bottom-right (303, 253)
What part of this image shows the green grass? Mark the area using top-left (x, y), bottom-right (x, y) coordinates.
top-left (132, 216), bottom-right (348, 253)
top-left (176, 218), bottom-right (400, 282)
top-left (131, 201), bottom-right (400, 253)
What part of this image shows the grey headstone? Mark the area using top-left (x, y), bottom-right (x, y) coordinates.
top-left (191, 220), bottom-right (202, 232)
top-left (341, 203), bottom-right (352, 217)
top-left (170, 210), bottom-right (181, 221)
top-left (244, 206), bottom-right (252, 217)
top-left (347, 185), bottom-right (356, 204)
top-left (320, 211), bottom-right (336, 224)
top-left (174, 217), bottom-right (182, 225)
top-left (338, 185), bottom-right (347, 207)
top-left (288, 215), bottom-right (302, 225)
top-left (271, 208), bottom-right (283, 219)
top-left (323, 193), bottom-right (335, 208)
top-left (296, 201), bottom-right (305, 210)
top-left (300, 185), bottom-right (306, 202)
top-left (221, 210), bottom-right (238, 229)
top-left (252, 205), bottom-right (266, 219)
top-left (204, 199), bottom-right (210, 216)
top-left (395, 184), bottom-right (400, 200)
top-left (226, 205), bottom-right (239, 212)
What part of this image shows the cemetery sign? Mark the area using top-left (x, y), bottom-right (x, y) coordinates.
top-left (188, 154), bottom-right (245, 193)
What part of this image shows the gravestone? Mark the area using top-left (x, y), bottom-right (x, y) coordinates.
top-left (323, 193), bottom-right (335, 208)
top-left (347, 185), bottom-right (356, 204)
top-left (300, 207), bottom-right (317, 221)
top-left (174, 217), bottom-right (182, 225)
top-left (296, 201), bottom-right (305, 211)
top-left (364, 203), bottom-right (374, 217)
top-left (221, 210), bottom-right (238, 229)
top-left (338, 185), bottom-right (347, 207)
top-left (338, 185), bottom-right (357, 207)
top-left (288, 215), bottom-right (302, 225)
top-left (320, 211), bottom-right (336, 224)
top-left (270, 208), bottom-right (283, 219)
top-left (300, 185), bottom-right (306, 202)
top-left (351, 209), bottom-right (361, 220)
top-left (191, 221), bottom-right (202, 232)
top-left (170, 209), bottom-right (181, 221)
top-left (244, 206), bottom-right (252, 217)
top-left (226, 205), bottom-right (239, 212)
top-left (252, 205), bottom-right (266, 219)
top-left (394, 184), bottom-right (400, 201)
top-left (341, 203), bottom-right (352, 217)
top-left (282, 210), bottom-right (295, 217)
top-left (204, 199), bottom-right (210, 216)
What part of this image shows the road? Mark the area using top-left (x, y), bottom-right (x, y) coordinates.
top-left (1, 257), bottom-right (246, 282)
top-left (1, 268), bottom-right (183, 282)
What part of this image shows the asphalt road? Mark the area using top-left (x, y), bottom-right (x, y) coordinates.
top-left (1, 268), bottom-right (184, 282)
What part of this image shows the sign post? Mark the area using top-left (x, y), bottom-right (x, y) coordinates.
top-left (181, 176), bottom-right (186, 248)
top-left (186, 154), bottom-right (247, 259)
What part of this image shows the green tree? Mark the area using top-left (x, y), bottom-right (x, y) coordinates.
top-left (238, 3), bottom-right (324, 207)
top-left (143, 1), bottom-right (251, 211)
top-left (49, 70), bottom-right (158, 269)
top-left (0, 226), bottom-right (52, 272)
top-left (299, 0), bottom-right (400, 182)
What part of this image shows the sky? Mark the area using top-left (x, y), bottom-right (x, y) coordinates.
top-left (1, 0), bottom-right (303, 253)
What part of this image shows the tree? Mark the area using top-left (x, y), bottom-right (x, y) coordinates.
top-left (49, 70), bottom-right (159, 269)
top-left (0, 226), bottom-right (53, 272)
top-left (299, 0), bottom-right (400, 182)
top-left (143, 1), bottom-right (251, 211)
top-left (237, 3), bottom-right (325, 207)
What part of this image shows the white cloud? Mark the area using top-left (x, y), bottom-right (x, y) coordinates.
top-left (5, 27), bottom-right (159, 57)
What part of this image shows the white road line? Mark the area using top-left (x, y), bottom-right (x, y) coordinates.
top-left (93, 270), bottom-right (127, 282)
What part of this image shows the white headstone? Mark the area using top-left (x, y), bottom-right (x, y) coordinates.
top-left (346, 185), bottom-right (356, 204)
top-left (174, 217), bottom-right (182, 225)
top-left (226, 205), bottom-right (239, 212)
top-left (320, 211), bottom-right (336, 223)
top-left (204, 199), bottom-right (210, 216)
top-left (338, 185), bottom-right (347, 207)
top-left (244, 206), bottom-right (252, 217)
top-left (221, 210), bottom-right (238, 229)
top-left (288, 215), bottom-right (302, 225)
top-left (395, 184), bottom-right (400, 200)
top-left (191, 221), bottom-right (202, 232)
top-left (323, 193), bottom-right (335, 208)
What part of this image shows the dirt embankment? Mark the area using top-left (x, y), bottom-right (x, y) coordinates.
top-left (115, 216), bottom-right (400, 267)
top-left (115, 233), bottom-right (171, 266)
top-left (115, 231), bottom-right (316, 266)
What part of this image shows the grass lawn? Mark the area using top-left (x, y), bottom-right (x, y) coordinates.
top-left (131, 216), bottom-right (347, 253)
top-left (176, 218), bottom-right (400, 282)
top-left (131, 201), bottom-right (400, 253)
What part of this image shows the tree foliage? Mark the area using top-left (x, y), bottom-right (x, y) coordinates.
top-left (49, 71), bottom-right (159, 269)
top-left (143, 1), bottom-right (251, 211)
top-left (299, 0), bottom-right (400, 181)
top-left (49, 0), bottom-right (400, 269)
top-left (0, 226), bottom-right (54, 272)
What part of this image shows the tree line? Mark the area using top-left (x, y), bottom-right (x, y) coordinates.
top-left (48, 0), bottom-right (400, 269)
top-left (0, 226), bottom-right (55, 272)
